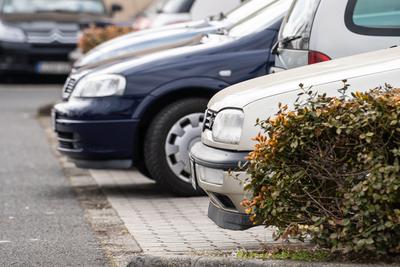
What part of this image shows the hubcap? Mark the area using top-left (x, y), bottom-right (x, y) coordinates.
top-left (165, 113), bottom-right (204, 184)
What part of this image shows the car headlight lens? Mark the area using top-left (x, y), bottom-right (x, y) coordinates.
top-left (71, 74), bottom-right (126, 98)
top-left (212, 109), bottom-right (244, 145)
top-left (0, 22), bottom-right (26, 43)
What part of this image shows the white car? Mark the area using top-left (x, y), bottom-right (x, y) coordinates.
top-left (189, 46), bottom-right (400, 230)
top-left (136, 0), bottom-right (242, 30)
top-left (272, 0), bottom-right (400, 71)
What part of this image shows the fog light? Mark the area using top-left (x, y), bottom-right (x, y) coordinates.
top-left (195, 165), bottom-right (224, 185)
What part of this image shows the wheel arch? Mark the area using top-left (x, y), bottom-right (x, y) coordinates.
top-left (132, 85), bottom-right (224, 174)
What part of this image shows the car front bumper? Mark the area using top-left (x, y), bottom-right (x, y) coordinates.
top-left (0, 41), bottom-right (75, 74)
top-left (189, 142), bottom-right (256, 230)
top-left (53, 98), bottom-right (139, 168)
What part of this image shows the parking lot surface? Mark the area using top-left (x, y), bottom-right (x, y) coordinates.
top-left (90, 169), bottom-right (274, 255)
top-left (0, 85), bottom-right (107, 266)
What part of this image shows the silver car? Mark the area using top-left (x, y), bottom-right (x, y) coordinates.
top-left (272, 0), bottom-right (400, 71)
top-left (190, 46), bottom-right (400, 230)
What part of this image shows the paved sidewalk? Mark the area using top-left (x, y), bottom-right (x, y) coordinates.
top-left (90, 169), bottom-right (275, 255)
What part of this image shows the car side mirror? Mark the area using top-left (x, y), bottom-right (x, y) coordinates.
top-left (111, 3), bottom-right (123, 15)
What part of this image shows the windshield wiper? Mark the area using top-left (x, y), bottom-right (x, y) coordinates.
top-left (281, 35), bottom-right (302, 45)
top-left (271, 35), bottom-right (303, 55)
top-left (215, 27), bottom-right (229, 36)
top-left (217, 12), bottom-right (226, 21)
top-left (208, 12), bottom-right (226, 22)
top-left (36, 9), bottom-right (77, 13)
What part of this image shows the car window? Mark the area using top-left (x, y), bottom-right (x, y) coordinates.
top-left (161, 0), bottom-right (195, 14)
top-left (345, 0), bottom-right (400, 36)
top-left (229, 0), bottom-right (291, 38)
top-left (278, 0), bottom-right (321, 50)
top-left (352, 0), bottom-right (400, 29)
top-left (1, 0), bottom-right (106, 14)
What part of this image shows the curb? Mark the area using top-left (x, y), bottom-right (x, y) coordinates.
top-left (128, 255), bottom-right (396, 267)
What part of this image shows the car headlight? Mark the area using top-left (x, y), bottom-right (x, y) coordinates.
top-left (0, 22), bottom-right (26, 43)
top-left (71, 74), bottom-right (126, 98)
top-left (212, 109), bottom-right (244, 145)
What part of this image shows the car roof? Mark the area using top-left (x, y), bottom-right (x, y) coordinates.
top-left (209, 46), bottom-right (400, 110)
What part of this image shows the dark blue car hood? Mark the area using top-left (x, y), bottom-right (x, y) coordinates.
top-left (85, 17), bottom-right (282, 77)
top-left (74, 20), bottom-right (222, 70)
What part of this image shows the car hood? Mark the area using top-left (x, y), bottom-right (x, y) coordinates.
top-left (78, 34), bottom-right (206, 72)
top-left (86, 33), bottom-right (234, 76)
top-left (78, 33), bottom-right (207, 71)
top-left (75, 28), bottom-right (216, 70)
top-left (91, 19), bottom-right (211, 49)
top-left (208, 47), bottom-right (400, 111)
top-left (74, 20), bottom-right (222, 69)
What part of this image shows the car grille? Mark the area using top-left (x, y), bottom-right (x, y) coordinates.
top-left (203, 109), bottom-right (217, 131)
top-left (26, 27), bottom-right (78, 44)
top-left (63, 78), bottom-right (76, 99)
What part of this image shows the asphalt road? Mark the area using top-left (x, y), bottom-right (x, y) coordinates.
top-left (0, 84), bottom-right (108, 266)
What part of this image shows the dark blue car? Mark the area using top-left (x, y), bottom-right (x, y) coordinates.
top-left (73, 0), bottom-right (278, 72)
top-left (53, 0), bottom-right (291, 196)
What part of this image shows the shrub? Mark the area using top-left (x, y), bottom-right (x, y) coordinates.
top-left (78, 25), bottom-right (134, 54)
top-left (243, 85), bottom-right (400, 256)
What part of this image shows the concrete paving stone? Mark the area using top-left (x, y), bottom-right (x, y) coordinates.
top-left (182, 233), bottom-right (210, 237)
top-left (194, 245), bottom-right (221, 250)
top-left (136, 243), bottom-right (168, 247)
top-left (159, 238), bottom-right (189, 243)
top-left (90, 169), bottom-right (275, 254)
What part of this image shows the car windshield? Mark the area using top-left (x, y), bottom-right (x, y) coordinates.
top-left (224, 0), bottom-right (277, 23)
top-left (161, 0), bottom-right (194, 14)
top-left (142, 0), bottom-right (169, 15)
top-left (228, 0), bottom-right (291, 38)
top-left (1, 0), bottom-right (106, 14)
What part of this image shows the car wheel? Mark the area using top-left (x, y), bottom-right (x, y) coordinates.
top-left (144, 97), bottom-right (208, 196)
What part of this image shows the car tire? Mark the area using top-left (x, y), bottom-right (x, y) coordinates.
top-left (144, 97), bottom-right (209, 196)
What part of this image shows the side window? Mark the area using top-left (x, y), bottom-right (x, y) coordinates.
top-left (345, 0), bottom-right (400, 36)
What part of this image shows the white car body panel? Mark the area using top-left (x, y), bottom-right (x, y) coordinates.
top-left (310, 1), bottom-right (400, 59)
top-left (204, 47), bottom-right (400, 151)
top-left (275, 0), bottom-right (400, 70)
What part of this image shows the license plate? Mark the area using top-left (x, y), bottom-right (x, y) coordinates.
top-left (36, 62), bottom-right (71, 74)
top-left (189, 158), bottom-right (198, 190)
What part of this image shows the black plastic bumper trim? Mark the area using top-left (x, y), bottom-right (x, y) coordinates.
top-left (208, 201), bottom-right (256, 231)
